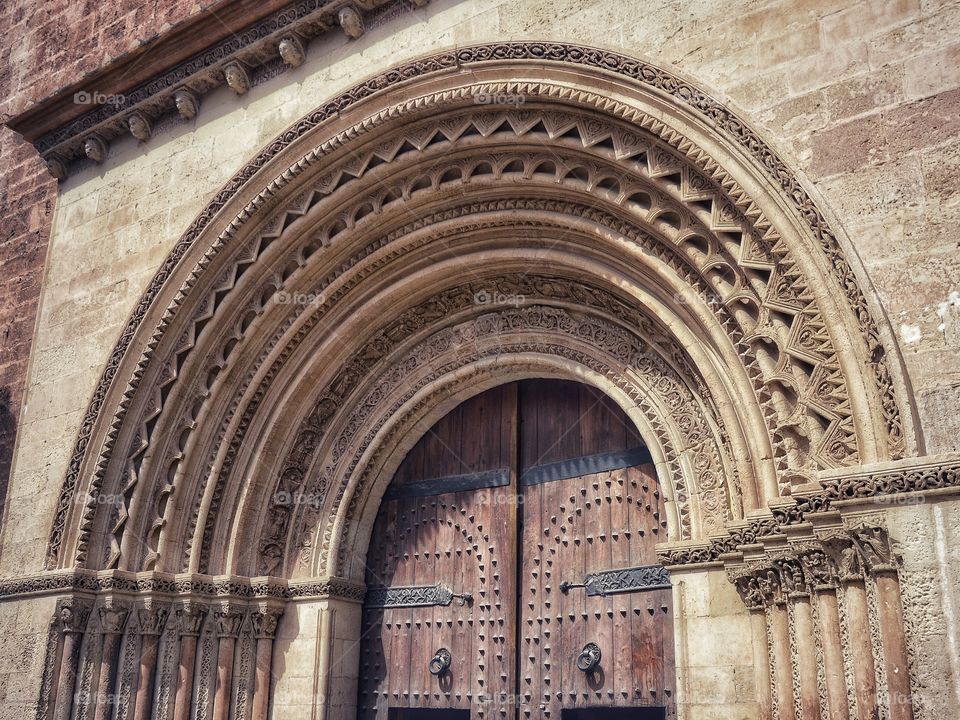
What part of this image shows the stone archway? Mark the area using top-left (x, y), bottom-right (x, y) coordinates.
top-left (33, 43), bottom-right (924, 720)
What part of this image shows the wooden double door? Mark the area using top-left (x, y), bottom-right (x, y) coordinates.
top-left (358, 380), bottom-right (675, 720)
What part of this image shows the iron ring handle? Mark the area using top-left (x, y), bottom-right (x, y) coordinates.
top-left (429, 647), bottom-right (452, 676)
top-left (576, 642), bottom-right (602, 672)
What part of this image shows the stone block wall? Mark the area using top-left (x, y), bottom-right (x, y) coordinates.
top-left (0, 0), bottom-right (958, 718)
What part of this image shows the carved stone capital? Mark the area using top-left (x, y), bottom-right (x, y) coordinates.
top-left (849, 525), bottom-right (899, 574)
top-left (136, 602), bottom-right (170, 636)
top-left (821, 532), bottom-right (865, 583)
top-left (214, 607), bottom-right (246, 638)
top-left (250, 608), bottom-right (284, 639)
top-left (57, 597), bottom-right (93, 634)
top-left (771, 555), bottom-right (809, 598)
top-left (798, 546), bottom-right (839, 591)
top-left (727, 566), bottom-right (767, 611)
top-left (175, 602), bottom-right (208, 637)
top-left (223, 62), bottom-right (250, 95)
top-left (98, 600), bottom-right (130, 634)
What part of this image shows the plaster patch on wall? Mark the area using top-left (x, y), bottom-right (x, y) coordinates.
top-left (936, 290), bottom-right (960, 332)
top-left (901, 323), bottom-right (923, 344)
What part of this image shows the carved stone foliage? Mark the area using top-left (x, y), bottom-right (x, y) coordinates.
top-left (46, 46), bottom-right (911, 582)
top-left (726, 526), bottom-right (898, 610)
top-left (660, 457), bottom-right (960, 567)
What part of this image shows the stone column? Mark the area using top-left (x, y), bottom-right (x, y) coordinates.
top-left (768, 600), bottom-right (794, 720)
top-left (800, 547), bottom-right (848, 720)
top-left (729, 569), bottom-right (774, 719)
top-left (53, 598), bottom-right (93, 720)
top-left (212, 605), bottom-right (246, 720)
top-left (751, 566), bottom-right (794, 720)
top-left (852, 527), bottom-right (914, 720)
top-left (172, 601), bottom-right (208, 720)
top-left (134, 601), bottom-right (169, 720)
top-left (774, 556), bottom-right (820, 720)
top-left (250, 606), bottom-right (284, 720)
top-left (825, 533), bottom-right (878, 720)
top-left (93, 601), bottom-right (130, 720)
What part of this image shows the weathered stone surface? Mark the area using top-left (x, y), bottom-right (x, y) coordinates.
top-left (0, 0), bottom-right (959, 718)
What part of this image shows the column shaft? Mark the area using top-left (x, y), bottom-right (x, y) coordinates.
top-left (172, 635), bottom-right (198, 720)
top-left (751, 609), bottom-right (774, 719)
top-left (844, 581), bottom-right (878, 720)
top-left (92, 632), bottom-right (123, 720)
top-left (134, 633), bottom-right (160, 720)
top-left (251, 637), bottom-right (274, 720)
top-left (875, 572), bottom-right (913, 720)
top-left (816, 590), bottom-right (850, 720)
top-left (792, 597), bottom-right (821, 719)
top-left (769, 603), bottom-right (795, 720)
top-left (53, 631), bottom-right (83, 720)
top-left (212, 636), bottom-right (236, 720)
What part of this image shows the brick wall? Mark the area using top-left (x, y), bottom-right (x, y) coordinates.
top-left (0, 0), bottom-right (230, 519)
top-left (0, 131), bottom-right (54, 519)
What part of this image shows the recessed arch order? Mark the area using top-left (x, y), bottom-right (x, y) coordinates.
top-left (47, 42), bottom-right (919, 587)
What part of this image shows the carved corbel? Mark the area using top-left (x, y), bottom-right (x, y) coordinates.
top-left (127, 112), bottom-right (152, 141)
top-left (174, 88), bottom-right (199, 119)
top-left (223, 62), bottom-right (251, 95)
top-left (278, 35), bottom-right (306, 68)
top-left (338, 5), bottom-right (365, 39)
top-left (46, 154), bottom-right (68, 182)
top-left (83, 135), bottom-right (107, 163)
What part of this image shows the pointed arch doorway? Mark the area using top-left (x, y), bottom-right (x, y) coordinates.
top-left (358, 379), bottom-right (675, 720)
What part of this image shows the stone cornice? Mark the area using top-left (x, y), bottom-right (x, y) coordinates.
top-left (7, 0), bottom-right (425, 180)
top-left (0, 569), bottom-right (366, 603)
top-left (658, 453), bottom-right (960, 567)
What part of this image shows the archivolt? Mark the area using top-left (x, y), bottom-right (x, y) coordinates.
top-left (46, 43), bottom-right (918, 579)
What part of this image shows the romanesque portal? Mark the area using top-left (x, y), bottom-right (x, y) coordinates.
top-left (3, 30), bottom-right (954, 720)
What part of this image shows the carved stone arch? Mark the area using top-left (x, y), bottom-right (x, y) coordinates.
top-left (45, 43), bottom-right (919, 584)
top-left (202, 264), bottom-right (753, 577)
top-left (241, 298), bottom-right (743, 579)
